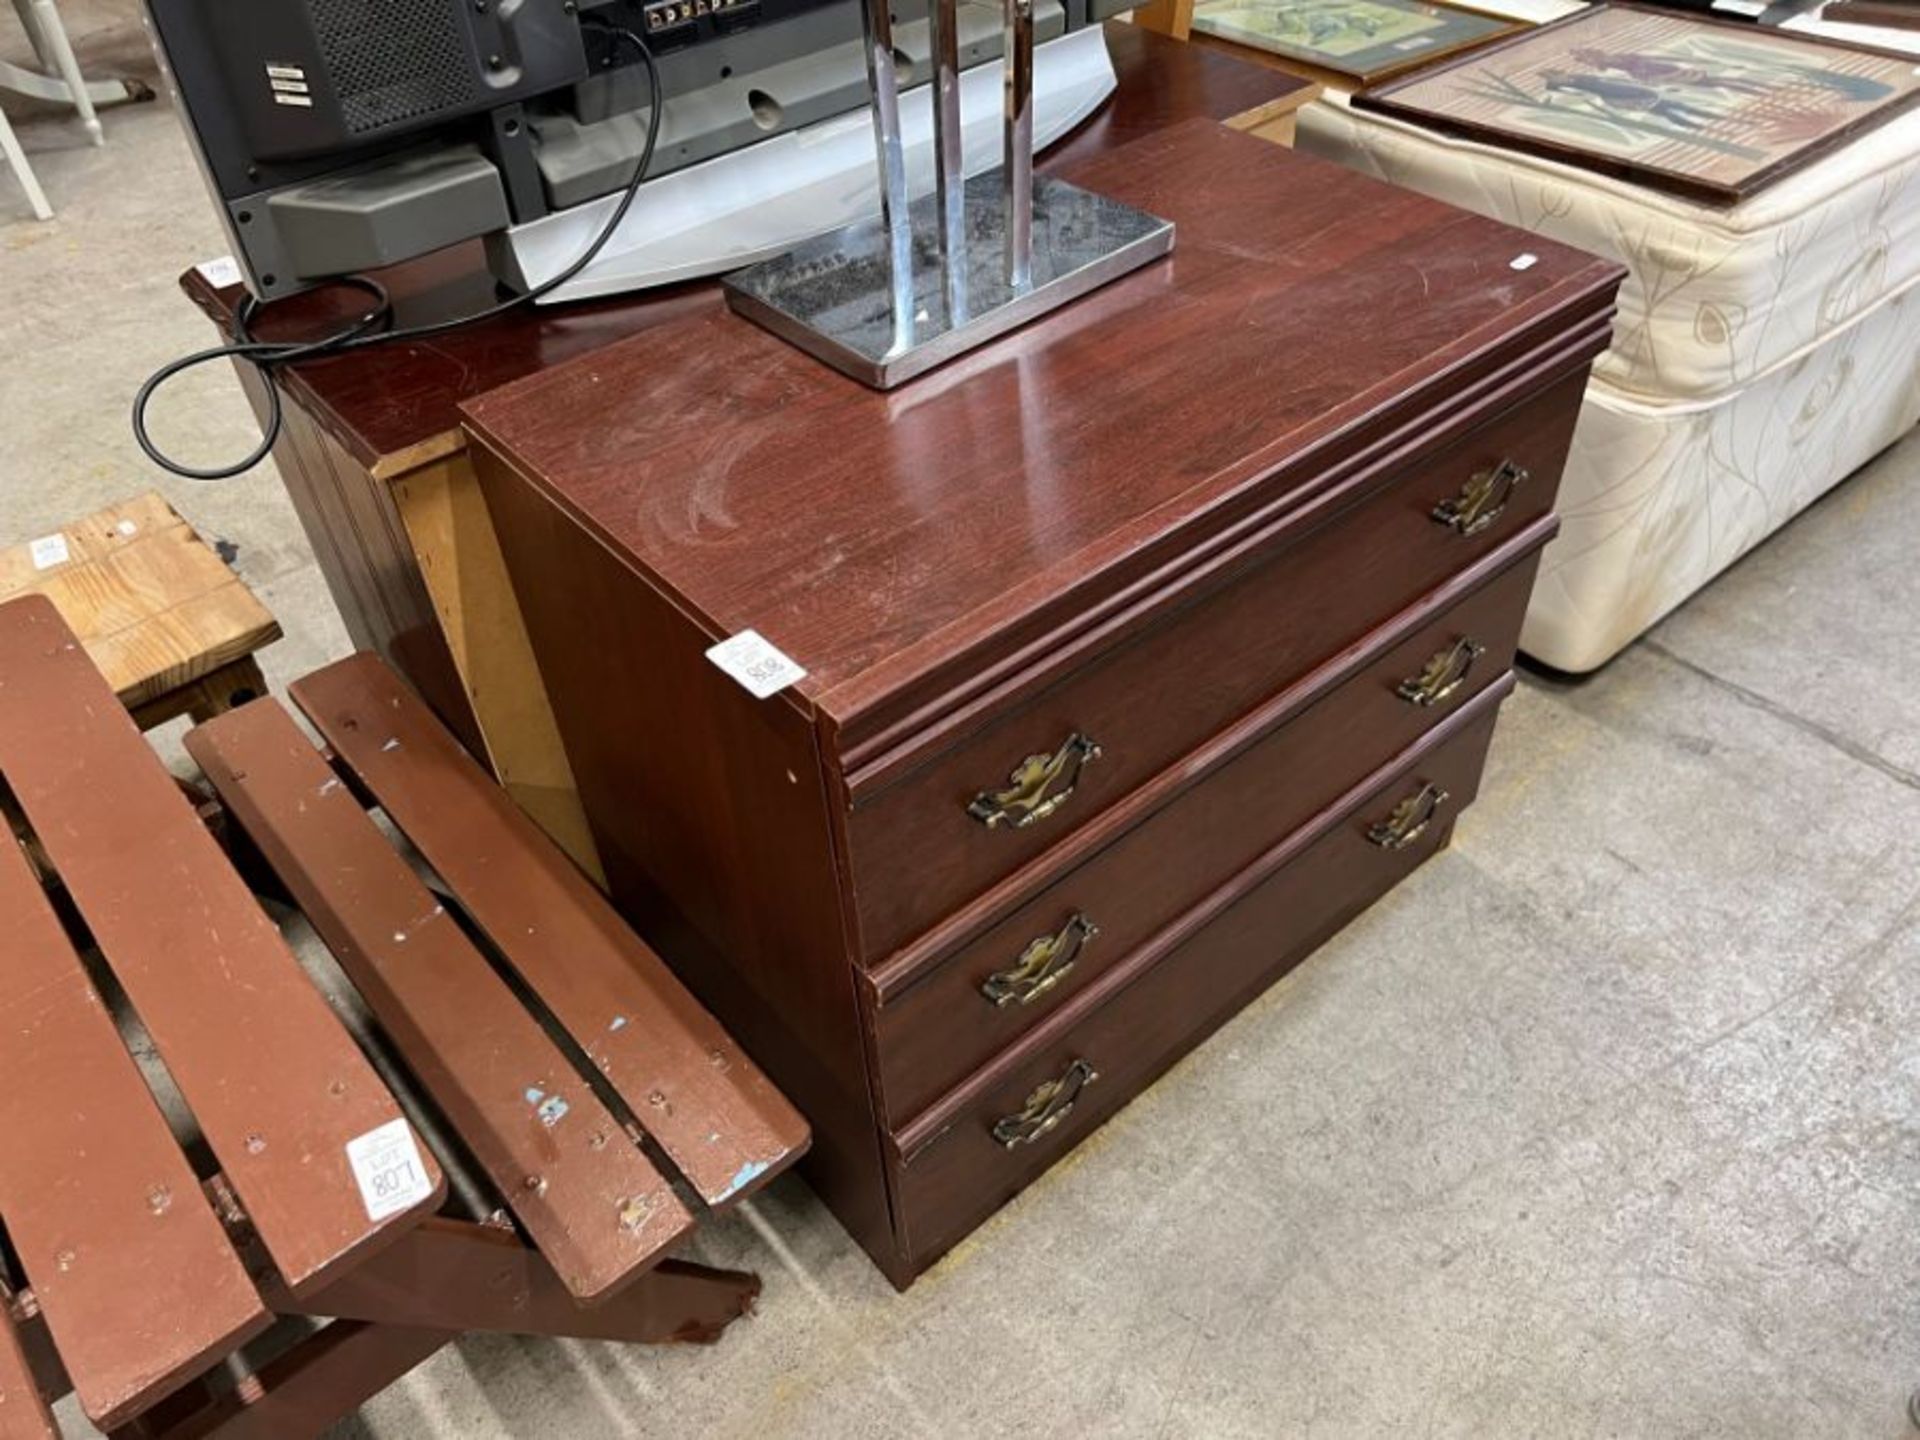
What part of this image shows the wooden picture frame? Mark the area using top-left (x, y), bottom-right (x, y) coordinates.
top-left (1351, 3), bottom-right (1920, 203)
top-left (1821, 0), bottom-right (1920, 30)
top-left (1186, 0), bottom-right (1531, 86)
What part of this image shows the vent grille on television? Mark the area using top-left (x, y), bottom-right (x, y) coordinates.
top-left (310, 0), bottom-right (480, 134)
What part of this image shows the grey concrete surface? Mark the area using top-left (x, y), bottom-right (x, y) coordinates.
top-left (5, 8), bottom-right (1919, 1437)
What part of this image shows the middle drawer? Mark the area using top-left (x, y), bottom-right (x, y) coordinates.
top-left (862, 538), bottom-right (1545, 1127)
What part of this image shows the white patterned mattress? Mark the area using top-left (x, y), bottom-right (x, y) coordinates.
top-left (1298, 72), bottom-right (1920, 671)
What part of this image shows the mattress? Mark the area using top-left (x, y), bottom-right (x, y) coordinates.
top-left (1294, 29), bottom-right (1920, 669)
top-left (1523, 282), bottom-right (1920, 670)
top-left (1300, 89), bottom-right (1920, 403)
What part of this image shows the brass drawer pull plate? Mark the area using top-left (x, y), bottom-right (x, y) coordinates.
top-left (1396, 637), bottom-right (1486, 708)
top-left (992, 1059), bottom-right (1098, 1149)
top-left (1367, 782), bottom-right (1449, 851)
top-left (982, 912), bottom-right (1099, 1008)
top-left (1433, 459), bottom-right (1528, 537)
top-left (967, 732), bottom-right (1102, 830)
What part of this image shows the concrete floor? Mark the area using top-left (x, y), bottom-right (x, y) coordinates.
top-left (6, 8), bottom-right (1920, 1438)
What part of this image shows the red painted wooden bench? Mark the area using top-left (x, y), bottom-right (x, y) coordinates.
top-left (0, 595), bottom-right (807, 1438)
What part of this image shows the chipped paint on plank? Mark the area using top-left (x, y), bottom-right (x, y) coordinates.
top-left (524, 1086), bottom-right (569, 1127)
top-left (717, 1158), bottom-right (769, 1201)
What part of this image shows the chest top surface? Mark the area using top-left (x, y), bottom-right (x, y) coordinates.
top-left (463, 120), bottom-right (1620, 734)
top-left (180, 26), bottom-right (1308, 472)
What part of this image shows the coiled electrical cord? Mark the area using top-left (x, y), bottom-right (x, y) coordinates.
top-left (133, 23), bottom-right (662, 481)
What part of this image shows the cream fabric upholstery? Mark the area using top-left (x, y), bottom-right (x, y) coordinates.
top-left (1528, 289), bottom-right (1919, 670)
top-left (1298, 68), bottom-right (1920, 670)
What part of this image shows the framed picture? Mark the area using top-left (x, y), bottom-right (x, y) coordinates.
top-left (1352, 3), bottom-right (1920, 203)
top-left (1820, 0), bottom-right (1920, 31)
top-left (1188, 0), bottom-right (1531, 86)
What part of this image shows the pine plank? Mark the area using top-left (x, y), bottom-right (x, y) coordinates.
top-left (0, 493), bottom-right (278, 709)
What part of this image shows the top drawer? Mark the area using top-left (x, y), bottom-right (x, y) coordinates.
top-left (842, 367), bottom-right (1585, 964)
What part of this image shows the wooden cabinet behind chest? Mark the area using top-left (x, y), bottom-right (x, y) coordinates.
top-left (465, 121), bottom-right (1623, 1288)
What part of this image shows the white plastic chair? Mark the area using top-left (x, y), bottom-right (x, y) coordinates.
top-left (0, 103), bottom-right (52, 220)
top-left (3, 0), bottom-right (103, 145)
top-left (3, 0), bottom-right (118, 219)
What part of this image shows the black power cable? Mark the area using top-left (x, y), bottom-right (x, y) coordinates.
top-left (133, 24), bottom-right (663, 481)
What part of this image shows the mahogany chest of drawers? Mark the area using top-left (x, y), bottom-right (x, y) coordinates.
top-left (463, 119), bottom-right (1624, 1288)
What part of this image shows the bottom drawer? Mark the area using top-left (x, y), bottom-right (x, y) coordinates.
top-left (888, 678), bottom-right (1509, 1277)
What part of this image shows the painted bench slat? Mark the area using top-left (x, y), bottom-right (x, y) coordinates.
top-left (0, 597), bottom-right (443, 1298)
top-left (188, 699), bottom-right (696, 1301)
top-left (292, 654), bottom-right (808, 1211)
top-left (0, 832), bottom-right (269, 1429)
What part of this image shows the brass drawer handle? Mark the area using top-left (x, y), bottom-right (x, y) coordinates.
top-left (967, 733), bottom-right (1102, 830)
top-left (1432, 459), bottom-right (1528, 537)
top-left (1367, 782), bottom-right (1449, 851)
top-left (992, 1059), bottom-right (1098, 1149)
top-left (1396, 637), bottom-right (1486, 708)
top-left (982, 912), bottom-right (1099, 1008)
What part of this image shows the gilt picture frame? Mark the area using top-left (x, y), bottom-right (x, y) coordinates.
top-left (1188, 0), bottom-right (1532, 86)
top-left (1352, 3), bottom-right (1920, 203)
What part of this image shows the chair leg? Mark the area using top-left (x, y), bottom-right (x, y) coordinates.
top-left (22, 0), bottom-right (101, 145)
top-left (182, 656), bottom-right (271, 726)
top-left (0, 105), bottom-right (53, 221)
top-left (130, 656), bottom-right (273, 731)
top-left (10, 0), bottom-right (45, 65)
